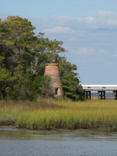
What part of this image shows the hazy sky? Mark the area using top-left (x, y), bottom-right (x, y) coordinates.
top-left (1, 0), bottom-right (117, 84)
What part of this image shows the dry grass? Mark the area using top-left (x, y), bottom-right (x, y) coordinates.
top-left (0, 100), bottom-right (117, 131)
top-left (91, 96), bottom-right (98, 100)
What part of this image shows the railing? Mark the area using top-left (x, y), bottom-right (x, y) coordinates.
top-left (82, 85), bottom-right (117, 100)
top-left (82, 85), bottom-right (117, 89)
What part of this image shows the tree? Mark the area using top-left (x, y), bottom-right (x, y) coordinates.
top-left (0, 16), bottom-right (55, 100)
top-left (58, 56), bottom-right (84, 100)
top-left (0, 16), bottom-right (36, 68)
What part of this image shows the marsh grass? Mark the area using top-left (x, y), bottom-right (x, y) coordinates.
top-left (0, 100), bottom-right (117, 131)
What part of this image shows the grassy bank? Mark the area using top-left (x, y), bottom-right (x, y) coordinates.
top-left (0, 100), bottom-right (117, 131)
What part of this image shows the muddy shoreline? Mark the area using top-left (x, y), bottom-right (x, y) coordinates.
top-left (0, 119), bottom-right (16, 126)
top-left (0, 119), bottom-right (117, 132)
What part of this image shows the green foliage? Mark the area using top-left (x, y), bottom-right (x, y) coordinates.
top-left (58, 56), bottom-right (84, 100)
top-left (0, 16), bottom-right (84, 101)
top-left (6, 74), bottom-right (51, 100)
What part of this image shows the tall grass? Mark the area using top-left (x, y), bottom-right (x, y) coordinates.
top-left (0, 100), bottom-right (117, 131)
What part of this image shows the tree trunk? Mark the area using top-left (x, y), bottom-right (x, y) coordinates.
top-left (18, 46), bottom-right (21, 65)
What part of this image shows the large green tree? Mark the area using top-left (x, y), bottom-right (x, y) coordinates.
top-left (0, 16), bottom-right (36, 64)
top-left (0, 16), bottom-right (45, 99)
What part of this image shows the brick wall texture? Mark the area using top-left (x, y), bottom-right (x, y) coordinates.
top-left (44, 63), bottom-right (64, 99)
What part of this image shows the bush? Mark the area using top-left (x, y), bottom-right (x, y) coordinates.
top-left (5, 74), bottom-right (53, 100)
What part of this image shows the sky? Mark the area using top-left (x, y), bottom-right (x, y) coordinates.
top-left (1, 0), bottom-right (117, 84)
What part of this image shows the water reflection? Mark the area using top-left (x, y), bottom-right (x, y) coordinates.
top-left (0, 127), bottom-right (117, 156)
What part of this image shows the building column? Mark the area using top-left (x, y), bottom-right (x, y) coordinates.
top-left (113, 91), bottom-right (117, 100)
top-left (98, 91), bottom-right (106, 100)
top-left (85, 91), bottom-right (91, 99)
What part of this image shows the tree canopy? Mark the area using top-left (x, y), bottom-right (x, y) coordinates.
top-left (0, 16), bottom-right (84, 100)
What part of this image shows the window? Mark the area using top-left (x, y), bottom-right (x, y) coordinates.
top-left (55, 88), bottom-right (61, 95)
top-left (55, 88), bottom-right (58, 95)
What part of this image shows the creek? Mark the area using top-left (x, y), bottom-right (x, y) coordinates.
top-left (0, 127), bottom-right (117, 156)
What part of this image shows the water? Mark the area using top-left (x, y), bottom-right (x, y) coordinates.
top-left (0, 127), bottom-right (117, 156)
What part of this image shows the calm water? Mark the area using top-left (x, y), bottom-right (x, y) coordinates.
top-left (0, 127), bottom-right (117, 156)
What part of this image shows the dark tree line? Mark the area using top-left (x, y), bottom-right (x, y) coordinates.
top-left (0, 16), bottom-right (84, 100)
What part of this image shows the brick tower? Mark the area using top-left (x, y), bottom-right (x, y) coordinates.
top-left (44, 63), bottom-right (64, 99)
